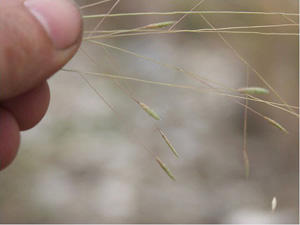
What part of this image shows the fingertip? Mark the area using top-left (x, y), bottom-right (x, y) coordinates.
top-left (0, 108), bottom-right (20, 170)
top-left (2, 82), bottom-right (50, 131)
top-left (24, 0), bottom-right (82, 50)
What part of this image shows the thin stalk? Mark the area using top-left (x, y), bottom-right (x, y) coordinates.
top-left (84, 23), bottom-right (298, 36)
top-left (86, 40), bottom-right (299, 117)
top-left (84, 29), bottom-right (298, 40)
top-left (80, 0), bottom-right (112, 10)
top-left (78, 72), bottom-right (156, 158)
top-left (63, 68), bottom-right (287, 126)
top-left (243, 66), bottom-right (250, 178)
top-left (83, 11), bottom-right (299, 19)
top-left (168, 0), bottom-right (205, 31)
top-left (87, 0), bottom-right (121, 39)
top-left (198, 13), bottom-right (296, 113)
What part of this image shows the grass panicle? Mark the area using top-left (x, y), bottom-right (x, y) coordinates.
top-left (77, 1), bottom-right (297, 183)
top-left (155, 157), bottom-right (176, 181)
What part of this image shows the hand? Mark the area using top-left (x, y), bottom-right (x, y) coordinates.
top-left (0, 0), bottom-right (82, 170)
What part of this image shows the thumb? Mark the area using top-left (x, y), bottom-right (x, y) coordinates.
top-left (0, 0), bottom-right (82, 100)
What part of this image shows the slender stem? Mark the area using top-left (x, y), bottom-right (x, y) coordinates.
top-left (86, 40), bottom-right (299, 117)
top-left (80, 0), bottom-right (112, 10)
top-left (198, 13), bottom-right (296, 113)
top-left (87, 0), bottom-right (121, 39)
top-left (168, 0), bottom-right (206, 31)
top-left (79, 72), bottom-right (156, 158)
top-left (243, 66), bottom-right (250, 178)
top-left (83, 11), bottom-right (299, 19)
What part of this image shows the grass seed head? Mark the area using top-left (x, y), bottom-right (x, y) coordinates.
top-left (144, 21), bottom-right (175, 29)
top-left (155, 157), bottom-right (176, 181)
top-left (138, 101), bottom-right (161, 120)
top-left (264, 116), bottom-right (289, 134)
top-left (160, 131), bottom-right (179, 158)
top-left (238, 87), bottom-right (269, 95)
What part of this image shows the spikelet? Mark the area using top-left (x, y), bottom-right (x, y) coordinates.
top-left (144, 21), bottom-right (175, 29)
top-left (264, 116), bottom-right (289, 134)
top-left (243, 150), bottom-right (250, 179)
top-left (238, 87), bottom-right (269, 95)
top-left (160, 131), bottom-right (179, 158)
top-left (271, 196), bottom-right (277, 212)
top-left (138, 101), bottom-right (161, 120)
top-left (155, 157), bottom-right (176, 181)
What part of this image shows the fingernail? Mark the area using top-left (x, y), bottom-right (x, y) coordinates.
top-left (24, 0), bottom-right (82, 49)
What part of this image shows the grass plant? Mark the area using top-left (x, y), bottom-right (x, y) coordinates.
top-left (64, 0), bottom-right (299, 181)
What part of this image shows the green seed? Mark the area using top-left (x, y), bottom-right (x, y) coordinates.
top-left (160, 131), bottom-right (179, 158)
top-left (144, 21), bottom-right (175, 29)
top-left (138, 101), bottom-right (161, 120)
top-left (238, 87), bottom-right (269, 95)
top-left (155, 157), bottom-right (176, 181)
top-left (264, 116), bottom-right (289, 134)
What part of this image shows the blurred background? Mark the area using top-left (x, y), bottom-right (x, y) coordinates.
top-left (0, 0), bottom-right (298, 223)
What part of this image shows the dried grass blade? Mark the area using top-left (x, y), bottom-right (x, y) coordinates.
top-left (243, 150), bottom-right (250, 178)
top-left (155, 157), bottom-right (176, 181)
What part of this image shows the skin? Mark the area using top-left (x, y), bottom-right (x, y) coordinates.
top-left (0, 0), bottom-right (83, 170)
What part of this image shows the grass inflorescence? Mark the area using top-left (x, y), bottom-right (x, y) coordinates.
top-left (66, 0), bottom-right (299, 181)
